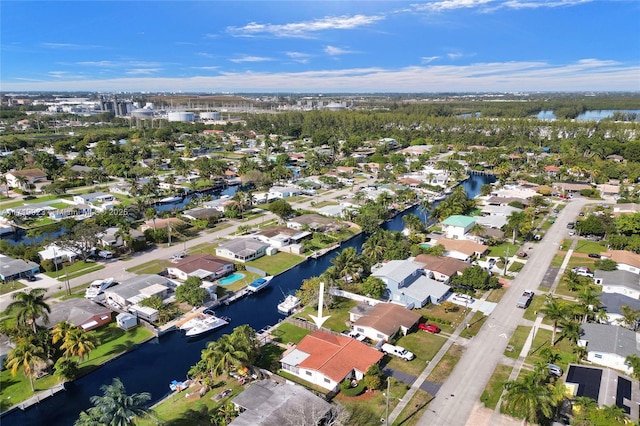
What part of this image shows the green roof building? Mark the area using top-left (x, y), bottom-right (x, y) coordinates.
top-left (441, 215), bottom-right (476, 239)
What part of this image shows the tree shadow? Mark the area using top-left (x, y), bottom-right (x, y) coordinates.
top-left (164, 405), bottom-right (212, 426)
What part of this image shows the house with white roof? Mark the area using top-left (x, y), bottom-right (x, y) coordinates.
top-left (593, 270), bottom-right (640, 299)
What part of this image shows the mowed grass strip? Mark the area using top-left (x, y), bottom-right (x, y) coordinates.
top-left (480, 364), bottom-right (513, 409)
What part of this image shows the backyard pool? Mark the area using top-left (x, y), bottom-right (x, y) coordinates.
top-left (218, 273), bottom-right (245, 285)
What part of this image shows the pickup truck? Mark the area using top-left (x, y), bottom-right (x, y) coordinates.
top-left (381, 343), bottom-right (415, 361)
top-left (517, 290), bottom-right (534, 309)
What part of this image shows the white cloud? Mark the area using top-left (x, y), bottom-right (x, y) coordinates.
top-left (125, 68), bottom-right (161, 75)
top-left (11, 59), bottom-right (635, 92)
top-left (447, 52), bottom-right (464, 60)
top-left (502, 0), bottom-right (592, 10)
top-left (324, 46), bottom-right (357, 56)
top-left (191, 66), bottom-right (220, 71)
top-left (412, 0), bottom-right (592, 13)
top-left (421, 56), bottom-right (441, 64)
top-left (229, 56), bottom-right (273, 63)
top-left (227, 14), bottom-right (385, 38)
top-left (412, 0), bottom-right (494, 13)
top-left (42, 42), bottom-right (102, 50)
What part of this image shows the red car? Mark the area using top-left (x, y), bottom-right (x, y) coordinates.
top-left (418, 323), bottom-right (440, 334)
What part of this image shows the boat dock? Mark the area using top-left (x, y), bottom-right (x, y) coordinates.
top-left (308, 242), bottom-right (341, 259)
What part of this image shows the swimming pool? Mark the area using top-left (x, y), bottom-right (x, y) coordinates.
top-left (218, 273), bottom-right (245, 285)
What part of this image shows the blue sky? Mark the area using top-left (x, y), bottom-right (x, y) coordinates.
top-left (2, 0), bottom-right (639, 92)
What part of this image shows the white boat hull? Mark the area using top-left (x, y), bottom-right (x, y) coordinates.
top-left (247, 276), bottom-right (273, 293)
top-left (185, 315), bottom-right (229, 337)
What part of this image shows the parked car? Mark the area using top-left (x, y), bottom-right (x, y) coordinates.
top-left (418, 323), bottom-right (441, 334)
top-left (488, 258), bottom-right (496, 266)
top-left (171, 253), bottom-right (186, 261)
top-left (517, 251), bottom-right (528, 258)
top-left (381, 343), bottom-right (415, 361)
top-left (451, 293), bottom-right (474, 304)
top-left (553, 208), bottom-right (559, 214)
top-left (588, 253), bottom-right (601, 259)
top-left (346, 330), bottom-right (367, 342)
top-left (548, 364), bottom-right (564, 377)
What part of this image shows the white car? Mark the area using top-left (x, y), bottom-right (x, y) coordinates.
top-left (347, 331), bottom-right (367, 342)
top-left (452, 293), bottom-right (474, 304)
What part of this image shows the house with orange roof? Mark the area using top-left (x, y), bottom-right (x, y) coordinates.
top-left (544, 165), bottom-right (561, 176)
top-left (280, 330), bottom-right (383, 392)
top-left (601, 250), bottom-right (640, 275)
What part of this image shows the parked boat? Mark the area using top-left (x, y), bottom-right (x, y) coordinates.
top-left (178, 314), bottom-right (207, 331)
top-left (185, 314), bottom-right (230, 337)
top-left (85, 277), bottom-right (115, 299)
top-left (277, 295), bottom-right (301, 315)
top-left (169, 379), bottom-right (191, 392)
top-left (158, 195), bottom-right (183, 204)
top-left (247, 276), bottom-right (273, 293)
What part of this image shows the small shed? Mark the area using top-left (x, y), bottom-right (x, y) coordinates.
top-left (116, 312), bottom-right (138, 330)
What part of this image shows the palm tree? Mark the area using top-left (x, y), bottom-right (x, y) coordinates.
top-left (79, 377), bottom-right (151, 426)
top-left (624, 354), bottom-right (640, 380)
top-left (15, 175), bottom-right (29, 191)
top-left (469, 222), bottom-right (487, 239)
top-left (51, 321), bottom-right (74, 345)
top-left (402, 213), bottom-right (424, 235)
top-left (211, 334), bottom-right (249, 377)
top-left (61, 328), bottom-right (98, 363)
top-left (576, 285), bottom-right (601, 322)
top-left (6, 288), bottom-right (51, 333)
top-left (558, 319), bottom-right (582, 345)
top-left (540, 294), bottom-right (570, 346)
top-left (0, 175), bottom-right (9, 198)
top-left (5, 338), bottom-right (47, 391)
top-left (620, 305), bottom-right (640, 331)
top-left (502, 370), bottom-right (556, 424)
top-left (217, 402), bottom-right (237, 424)
top-left (561, 270), bottom-right (583, 292)
top-left (506, 211), bottom-right (527, 244)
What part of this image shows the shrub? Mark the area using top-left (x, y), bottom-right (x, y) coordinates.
top-left (340, 379), bottom-right (366, 397)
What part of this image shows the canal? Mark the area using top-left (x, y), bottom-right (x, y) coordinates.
top-left (2, 173), bottom-right (494, 426)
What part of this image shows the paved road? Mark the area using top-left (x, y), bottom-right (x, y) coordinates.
top-left (0, 185), bottom-right (360, 312)
top-left (417, 198), bottom-right (591, 426)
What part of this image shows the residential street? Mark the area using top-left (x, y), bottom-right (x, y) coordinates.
top-left (417, 198), bottom-right (590, 426)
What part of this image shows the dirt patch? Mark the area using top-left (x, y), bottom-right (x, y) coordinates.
top-left (335, 389), bottom-right (377, 402)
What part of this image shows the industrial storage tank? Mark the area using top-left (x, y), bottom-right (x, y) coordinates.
top-left (200, 111), bottom-right (221, 120)
top-left (131, 108), bottom-right (154, 118)
top-left (168, 111), bottom-right (195, 122)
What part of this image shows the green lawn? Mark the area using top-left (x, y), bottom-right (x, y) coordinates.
top-left (523, 295), bottom-right (546, 321)
top-left (487, 242), bottom-right (519, 258)
top-left (0, 322), bottom-right (153, 411)
top-left (393, 389), bottom-right (433, 426)
top-left (293, 297), bottom-right (356, 334)
top-left (504, 325), bottom-right (530, 359)
top-left (186, 242), bottom-right (219, 256)
top-left (524, 328), bottom-right (579, 368)
top-left (0, 194), bottom-right (63, 209)
top-left (480, 364), bottom-right (513, 409)
top-left (44, 261), bottom-right (105, 280)
top-left (336, 377), bottom-right (407, 425)
top-left (136, 378), bottom-right (246, 426)
top-left (573, 240), bottom-right (607, 254)
top-left (459, 311), bottom-right (487, 339)
top-left (245, 252), bottom-right (304, 275)
top-left (310, 201), bottom-right (338, 208)
top-left (485, 287), bottom-right (506, 303)
top-left (386, 331), bottom-right (447, 377)
top-left (126, 259), bottom-right (172, 275)
top-left (508, 261), bottom-right (525, 273)
top-left (270, 322), bottom-right (312, 345)
top-left (426, 344), bottom-right (464, 384)
top-left (0, 281), bottom-right (27, 296)
top-left (416, 304), bottom-right (465, 334)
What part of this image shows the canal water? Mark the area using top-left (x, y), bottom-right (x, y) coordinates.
top-left (2, 174), bottom-right (494, 426)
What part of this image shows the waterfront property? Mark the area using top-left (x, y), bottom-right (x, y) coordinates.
top-left (167, 254), bottom-right (234, 281)
top-left (350, 302), bottom-right (421, 342)
top-left (280, 330), bottom-right (383, 392)
top-left (43, 298), bottom-right (112, 331)
top-left (215, 238), bottom-right (270, 263)
top-left (371, 259), bottom-right (451, 308)
top-left (230, 379), bottom-right (332, 425)
top-left (441, 215), bottom-right (476, 239)
top-left (103, 274), bottom-right (171, 308)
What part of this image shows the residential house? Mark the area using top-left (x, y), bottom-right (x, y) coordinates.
top-left (412, 254), bottom-right (471, 282)
top-left (287, 214), bottom-right (336, 232)
top-left (578, 323), bottom-right (640, 376)
top-left (253, 226), bottom-right (311, 248)
top-left (316, 203), bottom-right (356, 219)
top-left (430, 238), bottom-right (488, 262)
top-left (44, 298), bottom-right (112, 331)
top-left (5, 168), bottom-right (48, 190)
top-left (484, 196), bottom-right (530, 207)
top-left (140, 217), bottom-right (187, 233)
top-left (599, 293), bottom-right (640, 328)
top-left (544, 165), bottom-right (561, 176)
top-left (167, 254), bottom-right (234, 281)
top-left (553, 181), bottom-right (593, 194)
top-left (0, 255), bottom-right (40, 282)
top-left (215, 238), bottom-right (269, 263)
top-left (202, 197), bottom-right (235, 213)
top-left (593, 270), bottom-right (640, 299)
top-left (230, 380), bottom-right (332, 426)
top-left (104, 274), bottom-right (171, 308)
top-left (280, 331), bottom-right (383, 392)
top-left (269, 186), bottom-right (302, 199)
top-left (565, 364), bottom-right (640, 422)
top-left (181, 207), bottom-right (222, 222)
top-left (108, 182), bottom-right (133, 196)
top-left (602, 251), bottom-right (640, 275)
top-left (350, 302), bottom-right (421, 342)
top-left (38, 244), bottom-right (81, 264)
top-left (371, 259), bottom-right (451, 308)
top-left (613, 204), bottom-right (640, 215)
top-left (441, 215), bottom-right (476, 239)
top-left (72, 192), bottom-right (115, 205)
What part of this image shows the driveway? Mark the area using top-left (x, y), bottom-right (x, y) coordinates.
top-left (383, 366), bottom-right (442, 396)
